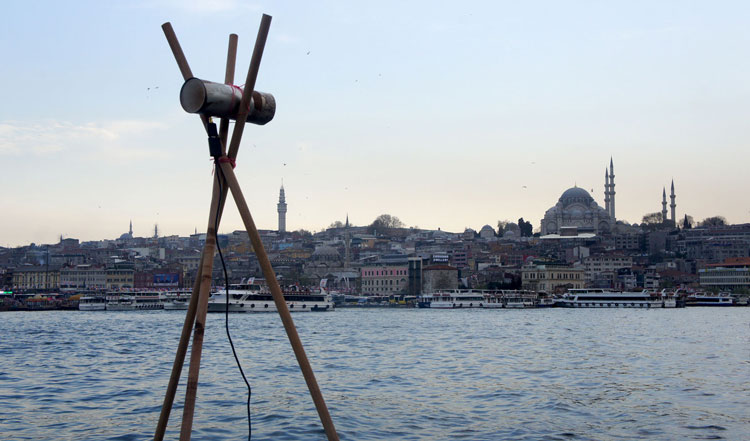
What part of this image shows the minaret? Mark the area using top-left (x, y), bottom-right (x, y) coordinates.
top-left (129, 220), bottom-right (133, 236)
top-left (661, 187), bottom-right (668, 222)
top-left (609, 157), bottom-right (615, 220)
top-left (344, 214), bottom-right (351, 268)
top-left (670, 179), bottom-right (676, 225)
top-left (604, 169), bottom-right (610, 215)
top-left (277, 184), bottom-right (287, 233)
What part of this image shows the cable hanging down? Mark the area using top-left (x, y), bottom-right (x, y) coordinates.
top-left (211, 122), bottom-right (252, 440)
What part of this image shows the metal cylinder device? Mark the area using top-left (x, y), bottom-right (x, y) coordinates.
top-left (180, 77), bottom-right (276, 125)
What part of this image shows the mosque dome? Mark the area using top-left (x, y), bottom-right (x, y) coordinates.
top-left (541, 185), bottom-right (612, 236)
top-left (559, 187), bottom-right (594, 206)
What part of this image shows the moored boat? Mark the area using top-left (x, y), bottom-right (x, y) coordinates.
top-left (417, 290), bottom-right (486, 308)
top-left (207, 282), bottom-right (334, 313)
top-left (557, 288), bottom-right (664, 308)
top-left (685, 292), bottom-right (734, 307)
top-left (78, 295), bottom-right (107, 311)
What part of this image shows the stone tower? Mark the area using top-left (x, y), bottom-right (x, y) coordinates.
top-left (608, 157), bottom-right (616, 221)
top-left (277, 184), bottom-right (287, 233)
top-left (670, 179), bottom-right (676, 225)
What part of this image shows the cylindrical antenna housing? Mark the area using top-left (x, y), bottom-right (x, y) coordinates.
top-left (180, 77), bottom-right (275, 125)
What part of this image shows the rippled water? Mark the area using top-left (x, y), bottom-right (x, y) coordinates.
top-left (1, 308), bottom-right (748, 440)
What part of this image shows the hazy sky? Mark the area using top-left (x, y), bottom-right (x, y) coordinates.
top-left (2, 1), bottom-right (749, 247)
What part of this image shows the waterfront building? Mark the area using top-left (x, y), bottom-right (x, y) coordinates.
top-left (583, 254), bottom-right (633, 286)
top-left (422, 264), bottom-right (459, 293)
top-left (521, 262), bottom-right (584, 292)
top-left (699, 257), bottom-right (750, 291)
top-left (361, 263), bottom-right (408, 295)
top-left (60, 264), bottom-right (106, 291)
top-left (12, 266), bottom-right (61, 291)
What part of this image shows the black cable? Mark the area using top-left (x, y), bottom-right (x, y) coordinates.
top-left (215, 161), bottom-right (252, 440)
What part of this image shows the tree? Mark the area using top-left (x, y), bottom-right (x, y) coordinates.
top-left (497, 220), bottom-right (510, 235)
top-left (682, 214), bottom-right (694, 229)
top-left (698, 216), bottom-right (727, 227)
top-left (327, 221), bottom-right (344, 229)
top-left (517, 218), bottom-right (533, 237)
top-left (369, 214), bottom-right (404, 234)
top-left (641, 212), bottom-right (663, 225)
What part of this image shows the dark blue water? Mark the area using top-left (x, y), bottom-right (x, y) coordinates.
top-left (1, 308), bottom-right (748, 440)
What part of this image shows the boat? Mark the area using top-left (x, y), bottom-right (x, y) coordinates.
top-left (207, 282), bottom-right (334, 313)
top-left (417, 290), bottom-right (487, 308)
top-left (556, 288), bottom-right (665, 308)
top-left (685, 292), bottom-right (734, 307)
top-left (161, 289), bottom-right (192, 310)
top-left (106, 291), bottom-right (164, 311)
top-left (504, 295), bottom-right (536, 309)
top-left (78, 295), bottom-right (107, 311)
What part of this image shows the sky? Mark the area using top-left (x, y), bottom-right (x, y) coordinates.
top-left (1, 1), bottom-right (749, 247)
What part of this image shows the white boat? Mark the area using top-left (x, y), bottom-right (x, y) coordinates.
top-left (557, 288), bottom-right (664, 308)
top-left (106, 291), bottom-right (164, 311)
top-left (207, 282), bottom-right (334, 313)
top-left (417, 290), bottom-right (486, 308)
top-left (161, 290), bottom-right (192, 310)
top-left (163, 298), bottom-right (189, 310)
top-left (504, 295), bottom-right (536, 309)
top-left (78, 295), bottom-right (107, 311)
top-left (685, 292), bottom-right (734, 307)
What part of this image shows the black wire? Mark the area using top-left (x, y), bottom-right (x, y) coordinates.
top-left (215, 161), bottom-right (252, 440)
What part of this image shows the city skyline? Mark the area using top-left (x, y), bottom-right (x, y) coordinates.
top-left (2, 1), bottom-right (749, 247)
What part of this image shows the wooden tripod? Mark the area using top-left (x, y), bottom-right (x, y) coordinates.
top-left (153, 15), bottom-right (339, 441)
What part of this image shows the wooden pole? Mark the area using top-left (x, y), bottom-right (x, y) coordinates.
top-left (161, 22), bottom-right (209, 129)
top-left (154, 26), bottom-right (237, 441)
top-left (227, 14), bottom-right (272, 160)
top-left (176, 15), bottom-right (270, 439)
top-left (219, 162), bottom-right (340, 441)
top-left (153, 253), bottom-right (203, 441)
top-left (178, 178), bottom-right (222, 441)
top-left (219, 34), bottom-right (238, 151)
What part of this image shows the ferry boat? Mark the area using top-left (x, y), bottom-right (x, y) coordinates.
top-left (417, 290), bottom-right (486, 308)
top-left (207, 282), bottom-right (334, 313)
top-left (685, 292), bottom-right (734, 307)
top-left (161, 289), bottom-right (192, 310)
top-left (106, 291), bottom-right (164, 311)
top-left (557, 289), bottom-right (665, 308)
top-left (78, 295), bottom-right (107, 311)
top-left (504, 295), bottom-right (536, 309)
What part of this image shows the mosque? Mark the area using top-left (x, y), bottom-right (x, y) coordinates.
top-left (540, 158), bottom-right (678, 235)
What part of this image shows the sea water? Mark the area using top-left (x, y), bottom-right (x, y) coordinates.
top-left (1, 308), bottom-right (748, 440)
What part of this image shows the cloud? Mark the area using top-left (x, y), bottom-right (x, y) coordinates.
top-left (0, 119), bottom-right (169, 161)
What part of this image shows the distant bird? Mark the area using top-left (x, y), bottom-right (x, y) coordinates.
top-left (306, 51), bottom-right (310, 55)
top-left (522, 186), bottom-right (527, 189)
top-left (283, 163), bottom-right (287, 166)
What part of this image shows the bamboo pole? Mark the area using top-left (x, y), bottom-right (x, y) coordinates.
top-left (227, 14), bottom-right (272, 160)
top-left (177, 16), bottom-right (270, 440)
top-left (178, 178), bottom-right (222, 441)
top-left (219, 161), bottom-right (340, 441)
top-left (154, 27), bottom-right (237, 441)
top-left (219, 34), bottom-right (238, 150)
top-left (161, 22), bottom-right (208, 129)
top-left (153, 23), bottom-right (210, 441)
top-left (153, 252), bottom-right (203, 441)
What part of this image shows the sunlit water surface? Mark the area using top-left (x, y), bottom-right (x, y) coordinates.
top-left (1, 308), bottom-right (748, 440)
